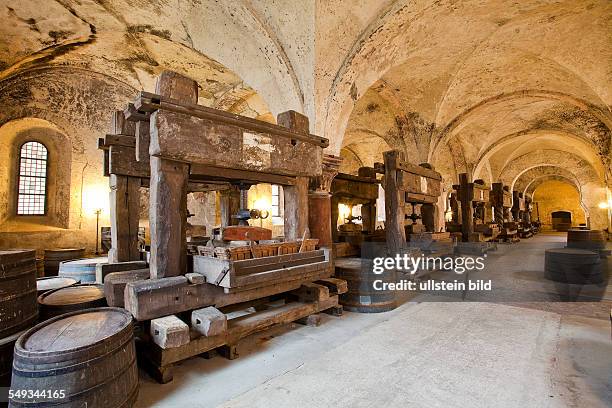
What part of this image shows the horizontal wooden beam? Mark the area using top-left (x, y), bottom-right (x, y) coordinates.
top-left (190, 164), bottom-right (297, 186)
top-left (135, 91), bottom-right (328, 148)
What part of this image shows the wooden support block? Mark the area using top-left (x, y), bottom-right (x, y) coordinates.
top-left (149, 157), bottom-right (189, 278)
top-left (219, 344), bottom-right (239, 360)
top-left (292, 283), bottom-right (330, 302)
top-left (96, 260), bottom-right (147, 284)
top-left (192, 307), bottom-right (227, 337)
top-left (104, 268), bottom-right (150, 307)
top-left (296, 313), bottom-right (321, 327)
top-left (323, 305), bottom-right (343, 316)
top-left (185, 272), bottom-right (206, 284)
top-left (150, 315), bottom-right (190, 349)
top-left (155, 71), bottom-right (198, 104)
top-left (314, 278), bottom-right (348, 295)
top-left (109, 175), bottom-right (141, 263)
top-left (277, 110), bottom-right (309, 133)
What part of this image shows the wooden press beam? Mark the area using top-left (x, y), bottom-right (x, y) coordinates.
top-left (146, 72), bottom-right (201, 279)
top-left (384, 150), bottom-right (406, 254)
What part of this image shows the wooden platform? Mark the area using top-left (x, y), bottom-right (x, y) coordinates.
top-left (137, 279), bottom-right (346, 383)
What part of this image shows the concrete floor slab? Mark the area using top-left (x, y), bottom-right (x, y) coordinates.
top-left (136, 234), bottom-right (612, 408)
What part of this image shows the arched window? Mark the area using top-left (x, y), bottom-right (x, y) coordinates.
top-left (17, 141), bottom-right (48, 215)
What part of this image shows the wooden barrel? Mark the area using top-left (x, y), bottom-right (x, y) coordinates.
top-left (0, 250), bottom-right (38, 339)
top-left (335, 257), bottom-right (397, 313)
top-left (58, 257), bottom-right (108, 283)
top-left (9, 308), bottom-right (138, 408)
top-left (0, 330), bottom-right (23, 388)
top-left (567, 229), bottom-right (607, 251)
top-left (38, 283), bottom-right (106, 320)
top-left (36, 277), bottom-right (79, 296)
top-left (545, 248), bottom-right (602, 284)
top-left (44, 248), bottom-right (85, 277)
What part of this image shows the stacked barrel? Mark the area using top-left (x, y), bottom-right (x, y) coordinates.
top-left (544, 248), bottom-right (603, 284)
top-left (9, 308), bottom-right (138, 407)
top-left (0, 250), bottom-right (38, 389)
top-left (567, 229), bottom-right (607, 252)
top-left (43, 248), bottom-right (85, 276)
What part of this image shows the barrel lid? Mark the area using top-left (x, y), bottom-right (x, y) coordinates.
top-left (20, 308), bottom-right (132, 353)
top-left (0, 249), bottom-right (36, 264)
top-left (44, 248), bottom-right (85, 252)
top-left (60, 257), bottom-right (108, 266)
top-left (37, 276), bottom-right (78, 292)
top-left (38, 284), bottom-right (104, 306)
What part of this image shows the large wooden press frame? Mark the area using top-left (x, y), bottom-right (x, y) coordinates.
top-left (101, 77), bottom-right (328, 280)
top-left (382, 150), bottom-right (442, 254)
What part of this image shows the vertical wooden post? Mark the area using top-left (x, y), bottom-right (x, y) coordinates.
top-left (284, 176), bottom-right (309, 240)
top-left (384, 150), bottom-right (406, 254)
top-left (219, 185), bottom-right (241, 228)
top-left (108, 175), bottom-right (141, 263)
top-left (357, 167), bottom-right (377, 234)
top-left (277, 110), bottom-right (313, 241)
top-left (458, 173), bottom-right (474, 242)
top-left (149, 71), bottom-right (197, 279)
top-left (107, 110), bottom-right (140, 263)
top-left (149, 157), bottom-right (189, 279)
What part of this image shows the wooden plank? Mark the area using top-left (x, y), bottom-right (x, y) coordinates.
top-left (234, 260), bottom-right (330, 288)
top-left (149, 157), bottom-right (189, 278)
top-left (234, 252), bottom-right (326, 276)
top-left (135, 91), bottom-right (328, 148)
top-left (222, 267), bottom-right (332, 294)
top-left (396, 161), bottom-right (442, 181)
top-left (108, 175), bottom-right (141, 263)
top-left (190, 164), bottom-right (296, 186)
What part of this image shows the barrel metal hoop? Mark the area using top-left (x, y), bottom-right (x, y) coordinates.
top-left (9, 356), bottom-right (138, 407)
top-left (12, 333), bottom-right (133, 377)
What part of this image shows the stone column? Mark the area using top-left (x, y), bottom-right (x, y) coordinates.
top-left (308, 154), bottom-right (342, 247)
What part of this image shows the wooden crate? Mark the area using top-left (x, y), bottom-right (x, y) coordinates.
top-left (193, 249), bottom-right (330, 289)
top-left (299, 239), bottom-right (319, 252)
